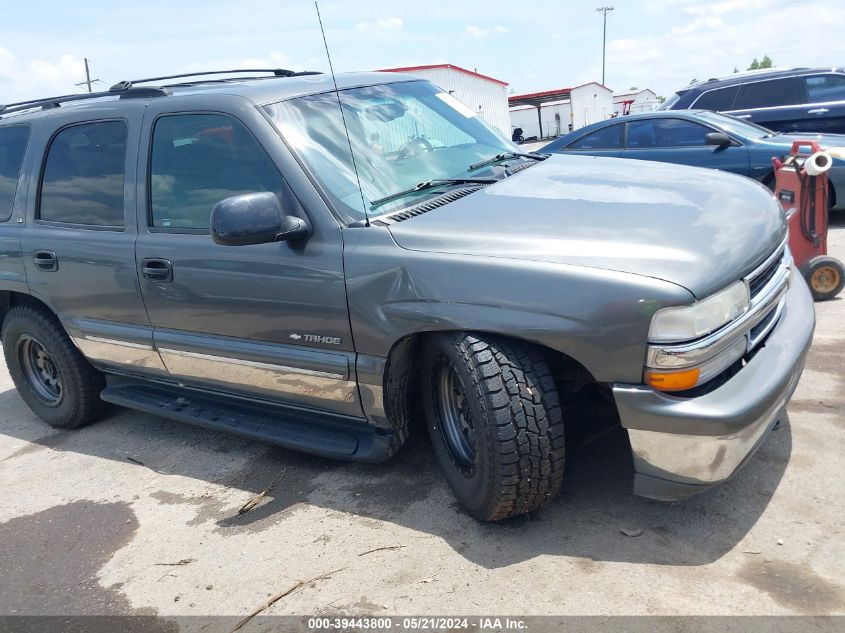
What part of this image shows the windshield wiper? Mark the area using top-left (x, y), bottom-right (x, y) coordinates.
top-left (468, 151), bottom-right (548, 171)
top-left (370, 178), bottom-right (497, 209)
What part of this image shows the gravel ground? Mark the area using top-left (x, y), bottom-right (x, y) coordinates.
top-left (0, 215), bottom-right (843, 624)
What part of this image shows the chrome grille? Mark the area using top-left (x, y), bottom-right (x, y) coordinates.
top-left (748, 249), bottom-right (783, 297)
top-left (743, 239), bottom-right (790, 354)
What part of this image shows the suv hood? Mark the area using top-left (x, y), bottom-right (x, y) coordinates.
top-left (387, 154), bottom-right (786, 298)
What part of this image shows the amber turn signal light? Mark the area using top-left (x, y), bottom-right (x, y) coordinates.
top-left (645, 368), bottom-right (701, 392)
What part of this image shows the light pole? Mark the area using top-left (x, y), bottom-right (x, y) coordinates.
top-left (596, 6), bottom-right (614, 86)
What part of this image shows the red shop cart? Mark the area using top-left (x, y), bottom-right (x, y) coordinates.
top-left (772, 140), bottom-right (845, 300)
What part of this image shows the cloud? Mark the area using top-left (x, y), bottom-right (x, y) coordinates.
top-left (355, 17), bottom-right (403, 34)
top-left (601, 0), bottom-right (845, 97)
top-left (684, 0), bottom-right (767, 16)
top-left (0, 48), bottom-right (88, 103)
top-left (465, 24), bottom-right (509, 38)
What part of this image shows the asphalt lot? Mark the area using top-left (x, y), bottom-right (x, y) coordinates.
top-left (0, 216), bottom-right (843, 622)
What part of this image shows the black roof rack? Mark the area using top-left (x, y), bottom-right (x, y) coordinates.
top-left (0, 68), bottom-right (323, 119)
top-left (110, 68), bottom-right (321, 91)
top-left (0, 84), bottom-right (170, 117)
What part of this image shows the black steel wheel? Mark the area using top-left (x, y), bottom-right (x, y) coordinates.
top-left (17, 335), bottom-right (63, 405)
top-left (2, 304), bottom-right (106, 428)
top-left (432, 355), bottom-right (476, 471)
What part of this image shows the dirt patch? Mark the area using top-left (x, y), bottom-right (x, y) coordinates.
top-left (0, 500), bottom-right (174, 628)
top-left (739, 559), bottom-right (845, 614)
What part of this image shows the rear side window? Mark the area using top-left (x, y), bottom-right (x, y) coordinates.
top-left (733, 79), bottom-right (797, 110)
top-left (0, 126), bottom-right (30, 222)
top-left (693, 86), bottom-right (739, 111)
top-left (804, 74), bottom-right (845, 103)
top-left (39, 121), bottom-right (127, 226)
top-left (627, 119), bottom-right (711, 148)
top-left (567, 124), bottom-right (623, 150)
top-left (149, 114), bottom-right (285, 229)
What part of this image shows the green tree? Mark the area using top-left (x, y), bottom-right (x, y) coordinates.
top-left (656, 95), bottom-right (666, 104)
top-left (747, 56), bottom-right (773, 71)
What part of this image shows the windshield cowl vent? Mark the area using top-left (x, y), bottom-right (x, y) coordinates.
top-left (506, 161), bottom-right (540, 176)
top-left (371, 185), bottom-right (486, 226)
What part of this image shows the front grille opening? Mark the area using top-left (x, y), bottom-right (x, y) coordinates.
top-left (748, 253), bottom-right (782, 297)
top-left (750, 305), bottom-right (778, 340)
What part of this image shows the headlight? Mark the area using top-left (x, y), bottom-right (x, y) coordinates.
top-left (645, 280), bottom-right (751, 392)
top-left (648, 280), bottom-right (750, 343)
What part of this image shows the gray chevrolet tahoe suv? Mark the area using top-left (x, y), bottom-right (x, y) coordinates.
top-left (0, 69), bottom-right (815, 521)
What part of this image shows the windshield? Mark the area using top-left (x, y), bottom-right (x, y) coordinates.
top-left (695, 110), bottom-right (773, 139)
top-left (264, 80), bottom-right (516, 221)
top-left (658, 93), bottom-right (680, 110)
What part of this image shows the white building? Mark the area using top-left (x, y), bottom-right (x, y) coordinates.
top-left (613, 88), bottom-right (659, 115)
top-left (508, 82), bottom-right (614, 140)
top-left (378, 63), bottom-right (511, 137)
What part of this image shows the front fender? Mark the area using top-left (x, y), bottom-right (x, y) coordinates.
top-left (344, 228), bottom-right (692, 385)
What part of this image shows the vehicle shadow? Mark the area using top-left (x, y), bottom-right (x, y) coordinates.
top-left (0, 386), bottom-right (791, 569)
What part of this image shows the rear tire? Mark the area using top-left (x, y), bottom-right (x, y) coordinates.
top-left (800, 256), bottom-right (845, 301)
top-left (2, 305), bottom-right (106, 428)
top-left (422, 333), bottom-right (565, 521)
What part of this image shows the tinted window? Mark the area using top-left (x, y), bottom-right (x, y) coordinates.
top-left (567, 124), bottom-right (623, 150)
top-left (150, 114), bottom-right (285, 229)
top-left (627, 119), bottom-right (711, 148)
top-left (804, 74), bottom-right (845, 104)
top-left (733, 79), bottom-right (797, 110)
top-left (693, 86), bottom-right (739, 111)
top-left (39, 121), bottom-right (126, 226)
top-left (0, 126), bottom-right (29, 222)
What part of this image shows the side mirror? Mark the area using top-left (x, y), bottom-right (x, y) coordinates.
top-left (705, 132), bottom-right (733, 147)
top-left (211, 192), bottom-right (311, 246)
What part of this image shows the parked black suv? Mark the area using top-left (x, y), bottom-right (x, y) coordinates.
top-left (661, 67), bottom-right (845, 135)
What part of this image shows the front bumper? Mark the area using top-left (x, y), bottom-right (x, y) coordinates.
top-left (613, 271), bottom-right (815, 501)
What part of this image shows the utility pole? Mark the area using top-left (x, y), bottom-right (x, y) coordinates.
top-left (595, 6), bottom-right (614, 86)
top-left (75, 58), bottom-right (101, 93)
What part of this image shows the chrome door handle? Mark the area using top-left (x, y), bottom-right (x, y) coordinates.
top-left (808, 108), bottom-right (829, 114)
top-left (32, 250), bottom-right (58, 271)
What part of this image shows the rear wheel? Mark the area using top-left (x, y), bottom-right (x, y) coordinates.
top-left (422, 333), bottom-right (565, 521)
top-left (2, 305), bottom-right (106, 428)
top-left (800, 256), bottom-right (845, 301)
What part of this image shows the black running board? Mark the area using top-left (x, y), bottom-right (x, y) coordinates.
top-left (100, 381), bottom-right (396, 462)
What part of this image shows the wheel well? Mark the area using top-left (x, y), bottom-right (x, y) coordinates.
top-left (0, 292), bottom-right (53, 335)
top-left (382, 331), bottom-right (618, 442)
